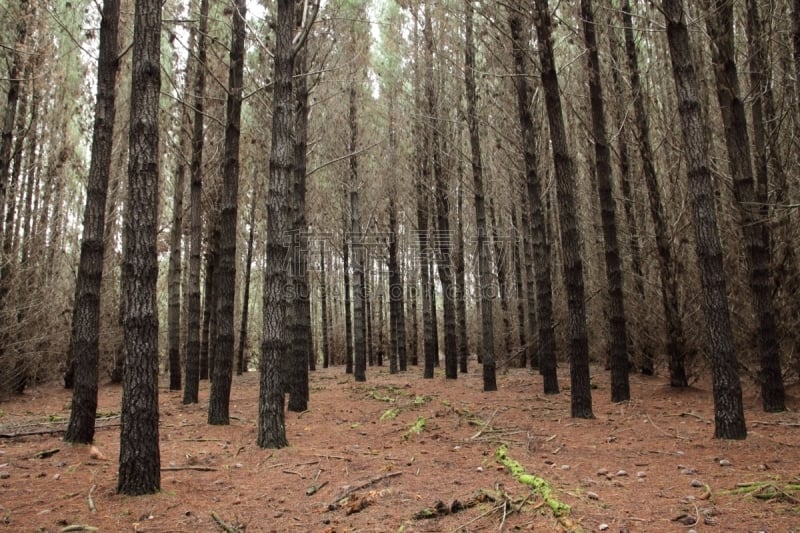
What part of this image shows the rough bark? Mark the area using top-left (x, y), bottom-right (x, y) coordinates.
top-left (64, 0), bottom-right (120, 444)
top-left (209, 0), bottom-right (246, 425)
top-left (455, 164), bottom-right (469, 374)
top-left (237, 193), bottom-right (256, 374)
top-left (257, 0), bottom-right (293, 449)
top-left (621, 0), bottom-right (687, 385)
top-left (118, 0), bottom-right (161, 495)
top-left (320, 240), bottom-right (330, 369)
top-left (662, 0), bottom-right (746, 439)
top-left (287, 25), bottom-right (311, 411)
top-left (465, 0), bottom-right (496, 391)
top-left (349, 82), bottom-right (367, 383)
top-left (183, 0), bottom-right (209, 405)
top-left (533, 0), bottom-right (593, 418)
top-left (581, 0), bottom-right (630, 402)
top-left (489, 200), bottom-right (513, 360)
top-left (508, 10), bottom-right (557, 392)
top-left (704, 0), bottom-right (784, 412)
top-left (511, 207), bottom-right (526, 367)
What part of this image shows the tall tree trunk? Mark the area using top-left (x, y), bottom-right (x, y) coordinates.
top-left (209, 0), bottom-right (246, 425)
top-left (343, 206), bottom-right (354, 373)
top-left (455, 163), bottom-right (469, 374)
top-left (0, 0), bottom-right (29, 253)
top-left (423, 6), bottom-right (457, 379)
top-left (257, 0), bottom-right (293, 450)
top-left (167, 18), bottom-right (197, 393)
top-left (662, 0), bottom-right (746, 439)
top-left (388, 197), bottom-right (401, 374)
top-left (287, 27), bottom-right (311, 411)
top-left (533, 0), bottom-right (593, 418)
top-left (704, 0), bottom-right (784, 412)
top-left (320, 240), bottom-right (330, 368)
top-left (237, 192), bottom-right (256, 374)
top-left (464, 0), bottom-right (496, 391)
top-left (183, 0), bottom-right (210, 405)
top-left (63, 0), bottom-right (120, 444)
top-left (511, 206), bottom-right (527, 367)
top-left (621, 0), bottom-right (686, 385)
top-left (201, 218), bottom-right (219, 382)
top-left (408, 274), bottom-right (418, 367)
top-left (349, 82), bottom-right (367, 383)
top-left (608, 25), bottom-right (648, 371)
top-left (581, 0), bottom-right (630, 402)
top-left (365, 255), bottom-right (374, 367)
top-left (118, 0), bottom-right (161, 495)
top-left (508, 10), bottom-right (557, 392)
top-left (489, 199), bottom-right (513, 360)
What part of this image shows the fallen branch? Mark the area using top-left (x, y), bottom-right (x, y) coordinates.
top-left (161, 466), bottom-right (218, 472)
top-left (34, 448), bottom-right (61, 459)
top-left (211, 511), bottom-right (241, 533)
top-left (61, 526), bottom-right (99, 532)
top-left (0, 423), bottom-right (120, 439)
top-left (327, 471), bottom-right (402, 510)
top-left (496, 446), bottom-right (580, 532)
top-left (87, 484), bottom-right (96, 513)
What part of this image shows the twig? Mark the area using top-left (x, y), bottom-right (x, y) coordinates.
top-left (646, 414), bottom-right (687, 440)
top-left (471, 409), bottom-right (498, 440)
top-left (313, 454), bottom-right (351, 461)
top-left (210, 511), bottom-right (241, 533)
top-left (448, 503), bottom-right (504, 532)
top-left (87, 484), bottom-right (96, 513)
top-left (283, 469), bottom-right (305, 478)
top-left (161, 466), bottom-right (218, 472)
top-left (327, 471), bottom-right (402, 509)
top-left (60, 526), bottom-right (99, 532)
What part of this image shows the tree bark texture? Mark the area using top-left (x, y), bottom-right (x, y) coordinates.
top-left (118, 0), bottom-right (162, 495)
top-left (703, 0), bottom-right (784, 412)
top-left (508, 10), bottom-right (558, 392)
top-left (183, 0), bottom-right (209, 405)
top-left (662, 0), bottom-right (746, 439)
top-left (209, 0), bottom-right (246, 425)
top-left (64, 0), bottom-right (120, 444)
top-left (581, 0), bottom-right (630, 403)
top-left (464, 0), bottom-right (496, 391)
top-left (257, 0), bottom-right (293, 449)
top-left (621, 0), bottom-right (687, 385)
top-left (533, 0), bottom-right (593, 418)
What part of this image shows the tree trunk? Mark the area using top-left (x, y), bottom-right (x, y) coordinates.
top-left (237, 193), bottom-right (255, 374)
top-left (118, 0), bottom-right (161, 495)
top-left (489, 199), bottom-right (513, 360)
top-left (464, 0), bottom-right (496, 392)
top-left (209, 0), bottom-right (246, 425)
top-left (662, 0), bottom-right (746, 439)
top-left (183, 0), bottom-right (209, 405)
top-left (621, 0), bottom-right (687, 385)
top-left (287, 30), bottom-right (311, 411)
top-left (408, 275), bottom-right (418, 367)
top-left (511, 206), bottom-right (527, 368)
top-left (508, 10), bottom-right (557, 392)
top-left (343, 208), bottom-right (353, 374)
top-left (388, 197), bottom-right (400, 374)
top-left (0, 0), bottom-right (29, 252)
top-left (320, 240), bottom-right (330, 368)
top-left (201, 218), bottom-right (219, 382)
top-left (64, 0), bottom-right (120, 444)
top-left (455, 163), bottom-right (469, 374)
top-left (704, 0), bottom-right (784, 412)
top-left (581, 0), bottom-right (630, 403)
top-left (608, 24), bottom-right (648, 371)
top-left (533, 0), bottom-right (593, 418)
top-left (257, 0), bottom-right (293, 450)
top-left (349, 82), bottom-right (367, 383)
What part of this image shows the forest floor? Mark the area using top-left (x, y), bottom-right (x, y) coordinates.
top-left (1, 362), bottom-right (799, 532)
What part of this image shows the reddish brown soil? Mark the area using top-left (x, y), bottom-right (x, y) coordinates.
top-left (1, 364), bottom-right (799, 532)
